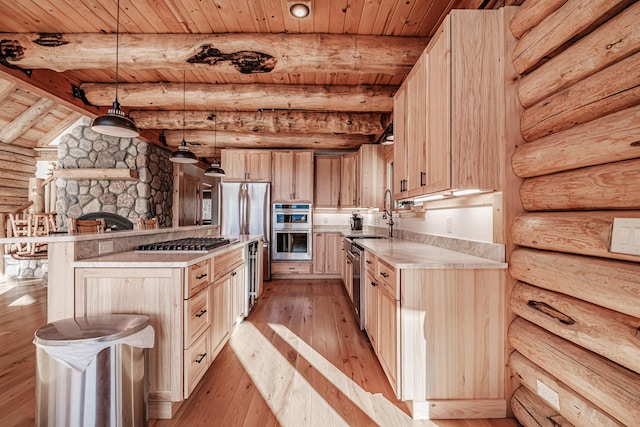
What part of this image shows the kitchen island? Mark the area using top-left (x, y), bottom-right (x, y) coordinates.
top-left (71, 234), bottom-right (262, 419)
top-left (1, 224), bottom-right (220, 322)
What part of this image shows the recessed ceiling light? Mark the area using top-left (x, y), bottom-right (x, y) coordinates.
top-left (290, 3), bottom-right (310, 18)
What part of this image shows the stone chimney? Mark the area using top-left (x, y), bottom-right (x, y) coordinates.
top-left (56, 119), bottom-right (173, 228)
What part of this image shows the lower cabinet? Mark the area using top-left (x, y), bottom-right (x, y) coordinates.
top-left (312, 232), bottom-right (342, 276)
top-left (363, 251), bottom-right (505, 419)
top-left (210, 273), bottom-right (231, 359)
top-left (231, 264), bottom-right (246, 327)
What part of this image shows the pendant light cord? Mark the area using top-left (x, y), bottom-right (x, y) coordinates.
top-left (115, 0), bottom-right (121, 103)
top-left (183, 70), bottom-right (186, 141)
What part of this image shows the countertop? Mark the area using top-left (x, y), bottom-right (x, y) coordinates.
top-left (354, 238), bottom-right (507, 269)
top-left (72, 235), bottom-right (261, 268)
top-left (0, 224), bottom-right (220, 244)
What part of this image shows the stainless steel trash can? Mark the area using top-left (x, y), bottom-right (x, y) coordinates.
top-left (34, 314), bottom-right (154, 427)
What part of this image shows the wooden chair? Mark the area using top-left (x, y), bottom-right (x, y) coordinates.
top-left (68, 217), bottom-right (105, 234)
top-left (137, 217), bottom-right (159, 230)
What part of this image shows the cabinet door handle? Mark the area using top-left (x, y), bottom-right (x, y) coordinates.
top-left (196, 309), bottom-right (207, 318)
top-left (420, 171), bottom-right (426, 187)
top-left (195, 353), bottom-right (207, 364)
top-left (380, 272), bottom-right (389, 278)
top-left (196, 273), bottom-right (207, 280)
top-left (346, 260), bottom-right (351, 265)
top-left (371, 281), bottom-right (378, 287)
top-left (366, 260), bottom-right (372, 265)
top-left (231, 271), bottom-right (237, 276)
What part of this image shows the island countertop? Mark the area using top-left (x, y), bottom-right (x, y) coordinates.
top-left (72, 235), bottom-right (262, 268)
top-left (354, 238), bottom-right (507, 269)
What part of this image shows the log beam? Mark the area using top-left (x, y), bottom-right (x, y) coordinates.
top-left (510, 247), bottom-right (640, 319)
top-left (81, 82), bottom-right (396, 112)
top-left (165, 130), bottom-right (372, 153)
top-left (519, 158), bottom-right (640, 211)
top-left (0, 97), bottom-right (56, 144)
top-left (512, 0), bottom-right (635, 74)
top-left (521, 52), bottom-right (640, 142)
top-left (130, 110), bottom-right (386, 135)
top-left (509, 0), bottom-right (568, 39)
top-left (512, 105), bottom-right (640, 178)
top-left (517, 1), bottom-right (640, 107)
top-left (509, 318), bottom-right (640, 426)
top-left (511, 211), bottom-right (640, 262)
top-left (510, 387), bottom-right (570, 427)
top-left (511, 281), bottom-right (640, 374)
top-left (0, 33), bottom-right (428, 75)
top-left (510, 355), bottom-right (623, 426)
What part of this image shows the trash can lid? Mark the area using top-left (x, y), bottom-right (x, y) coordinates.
top-left (35, 314), bottom-right (150, 346)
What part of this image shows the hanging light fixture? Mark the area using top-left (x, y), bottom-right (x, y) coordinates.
top-left (91, 0), bottom-right (139, 138)
top-left (170, 71), bottom-right (198, 164)
top-left (205, 112), bottom-right (225, 177)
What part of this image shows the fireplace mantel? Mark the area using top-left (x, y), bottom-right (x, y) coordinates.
top-left (53, 168), bottom-right (139, 180)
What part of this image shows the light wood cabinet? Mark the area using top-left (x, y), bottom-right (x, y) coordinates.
top-left (363, 250), bottom-right (505, 418)
top-left (272, 150), bottom-right (314, 202)
top-left (364, 269), bottom-right (378, 351)
top-left (312, 232), bottom-right (342, 275)
top-left (184, 326), bottom-right (210, 398)
top-left (314, 156), bottom-right (341, 207)
top-left (357, 144), bottom-right (385, 209)
top-left (341, 153), bottom-right (357, 208)
top-left (210, 274), bottom-right (230, 359)
top-left (230, 264), bottom-right (246, 327)
top-left (221, 149), bottom-right (271, 182)
top-left (393, 84), bottom-right (408, 199)
top-left (271, 261), bottom-right (313, 275)
top-left (74, 268), bottom-right (184, 408)
top-left (394, 10), bottom-right (504, 199)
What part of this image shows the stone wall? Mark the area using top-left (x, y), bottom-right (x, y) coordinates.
top-left (56, 119), bottom-right (173, 228)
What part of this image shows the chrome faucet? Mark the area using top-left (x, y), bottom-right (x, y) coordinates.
top-left (382, 188), bottom-right (394, 238)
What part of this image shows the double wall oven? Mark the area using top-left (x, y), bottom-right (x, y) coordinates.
top-left (272, 203), bottom-right (312, 260)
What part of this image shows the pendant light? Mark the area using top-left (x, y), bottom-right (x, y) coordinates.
top-left (170, 71), bottom-right (198, 164)
top-left (91, 0), bottom-right (139, 138)
top-left (205, 112), bottom-right (225, 177)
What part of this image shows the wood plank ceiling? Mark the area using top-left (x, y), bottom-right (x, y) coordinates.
top-left (0, 0), bottom-right (508, 160)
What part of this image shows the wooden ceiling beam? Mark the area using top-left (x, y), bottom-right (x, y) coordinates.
top-left (36, 111), bottom-right (83, 147)
top-left (0, 97), bottom-right (56, 144)
top-left (81, 82), bottom-right (396, 112)
top-left (164, 130), bottom-right (373, 152)
top-left (130, 110), bottom-right (386, 134)
top-left (0, 80), bottom-right (16, 101)
top-left (0, 33), bottom-right (428, 75)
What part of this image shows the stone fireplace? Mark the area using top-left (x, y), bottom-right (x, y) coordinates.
top-left (56, 118), bottom-right (173, 228)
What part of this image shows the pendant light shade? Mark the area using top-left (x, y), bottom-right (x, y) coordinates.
top-left (91, 0), bottom-right (139, 138)
top-left (205, 159), bottom-right (225, 177)
top-left (170, 71), bottom-right (198, 164)
top-left (171, 139), bottom-right (198, 163)
top-left (204, 111), bottom-right (225, 176)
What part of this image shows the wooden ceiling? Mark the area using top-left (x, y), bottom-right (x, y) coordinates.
top-left (0, 0), bottom-right (511, 160)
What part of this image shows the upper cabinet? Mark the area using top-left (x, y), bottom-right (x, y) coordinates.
top-left (314, 145), bottom-right (384, 209)
top-left (394, 10), bottom-right (505, 200)
top-left (221, 149), bottom-right (271, 182)
top-left (272, 150), bottom-right (314, 203)
top-left (340, 153), bottom-right (357, 208)
top-left (357, 144), bottom-right (385, 209)
top-left (314, 156), bottom-right (341, 207)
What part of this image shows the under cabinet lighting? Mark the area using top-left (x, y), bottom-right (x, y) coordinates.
top-left (290, 2), bottom-right (310, 18)
top-left (414, 194), bottom-right (448, 203)
top-left (452, 189), bottom-right (482, 197)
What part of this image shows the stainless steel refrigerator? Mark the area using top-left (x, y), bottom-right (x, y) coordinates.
top-left (219, 182), bottom-right (271, 281)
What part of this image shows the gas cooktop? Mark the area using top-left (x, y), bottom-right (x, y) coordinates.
top-left (136, 237), bottom-right (233, 253)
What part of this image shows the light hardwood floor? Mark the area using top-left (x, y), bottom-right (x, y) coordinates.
top-left (0, 277), bottom-right (517, 427)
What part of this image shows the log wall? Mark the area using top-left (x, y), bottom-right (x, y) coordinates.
top-left (508, 1), bottom-right (640, 425)
top-left (0, 144), bottom-right (36, 214)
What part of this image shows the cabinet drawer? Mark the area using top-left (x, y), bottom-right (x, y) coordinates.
top-left (272, 261), bottom-right (313, 274)
top-left (184, 327), bottom-right (210, 398)
top-left (377, 259), bottom-right (397, 299)
top-left (213, 247), bottom-right (244, 282)
top-left (186, 260), bottom-right (210, 298)
top-left (184, 288), bottom-right (211, 348)
top-left (364, 252), bottom-right (377, 274)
